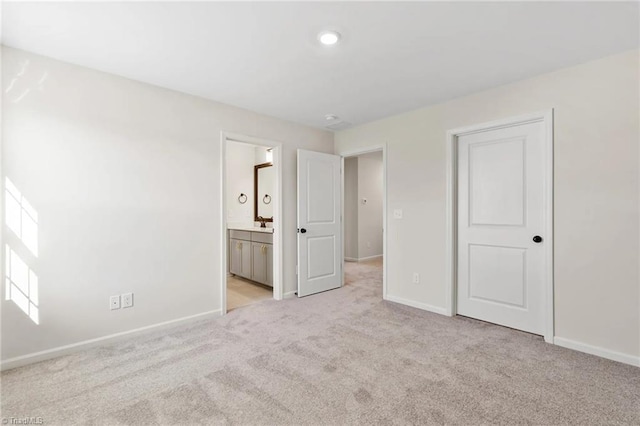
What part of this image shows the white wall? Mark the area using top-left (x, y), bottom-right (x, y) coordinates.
top-left (1, 47), bottom-right (333, 362)
top-left (335, 50), bottom-right (640, 360)
top-left (226, 142), bottom-right (256, 225)
top-left (344, 157), bottom-right (358, 260)
top-left (357, 152), bottom-right (383, 259)
top-left (254, 146), bottom-right (271, 165)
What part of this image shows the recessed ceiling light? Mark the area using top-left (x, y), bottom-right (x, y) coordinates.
top-left (325, 114), bottom-right (339, 121)
top-left (318, 31), bottom-right (341, 46)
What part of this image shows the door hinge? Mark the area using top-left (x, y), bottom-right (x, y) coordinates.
top-left (296, 264), bottom-right (299, 275)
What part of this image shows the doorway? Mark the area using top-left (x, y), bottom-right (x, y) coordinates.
top-left (446, 111), bottom-right (554, 342)
top-left (341, 146), bottom-right (387, 299)
top-left (220, 132), bottom-right (283, 314)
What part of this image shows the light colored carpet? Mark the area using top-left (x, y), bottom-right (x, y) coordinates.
top-left (2, 258), bottom-right (639, 425)
top-left (227, 276), bottom-right (273, 312)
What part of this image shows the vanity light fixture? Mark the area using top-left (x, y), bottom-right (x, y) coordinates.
top-left (318, 30), bottom-right (341, 46)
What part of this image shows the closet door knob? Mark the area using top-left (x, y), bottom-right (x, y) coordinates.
top-left (533, 235), bottom-right (543, 243)
top-left (299, 228), bottom-right (307, 234)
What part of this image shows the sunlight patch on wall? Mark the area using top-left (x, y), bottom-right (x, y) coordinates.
top-left (5, 245), bottom-right (39, 324)
top-left (4, 178), bottom-right (40, 324)
top-left (5, 177), bottom-right (38, 256)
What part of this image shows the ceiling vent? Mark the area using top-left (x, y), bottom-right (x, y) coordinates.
top-left (325, 120), bottom-right (352, 131)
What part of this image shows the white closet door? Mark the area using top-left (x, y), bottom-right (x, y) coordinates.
top-left (457, 121), bottom-right (546, 335)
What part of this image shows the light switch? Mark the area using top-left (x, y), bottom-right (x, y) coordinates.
top-left (393, 209), bottom-right (403, 219)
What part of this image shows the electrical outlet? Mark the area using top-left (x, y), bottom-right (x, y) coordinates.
top-left (122, 292), bottom-right (134, 308)
top-left (393, 209), bottom-right (403, 219)
top-left (110, 295), bottom-right (121, 310)
top-left (412, 273), bottom-right (420, 284)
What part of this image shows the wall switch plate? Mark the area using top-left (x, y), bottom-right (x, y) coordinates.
top-left (110, 295), bottom-right (121, 310)
top-left (393, 209), bottom-right (403, 219)
top-left (412, 273), bottom-right (420, 284)
top-left (122, 292), bottom-right (133, 308)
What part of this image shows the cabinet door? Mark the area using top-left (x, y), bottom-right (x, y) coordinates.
top-left (229, 239), bottom-right (242, 276)
top-left (251, 242), bottom-right (267, 284)
top-left (265, 243), bottom-right (273, 288)
top-left (230, 238), bottom-right (251, 279)
top-left (239, 240), bottom-right (252, 279)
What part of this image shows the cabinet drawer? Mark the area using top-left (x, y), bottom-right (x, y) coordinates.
top-left (251, 232), bottom-right (273, 244)
top-left (229, 230), bottom-right (251, 241)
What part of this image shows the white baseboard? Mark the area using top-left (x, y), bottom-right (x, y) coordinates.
top-left (1, 309), bottom-right (222, 371)
top-left (358, 254), bottom-right (383, 262)
top-left (344, 255), bottom-right (383, 262)
top-left (283, 290), bottom-right (297, 299)
top-left (553, 337), bottom-right (640, 367)
top-left (384, 294), bottom-right (448, 316)
top-left (383, 296), bottom-right (639, 367)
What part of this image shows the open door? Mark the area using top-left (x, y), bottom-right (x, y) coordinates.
top-left (297, 149), bottom-right (342, 297)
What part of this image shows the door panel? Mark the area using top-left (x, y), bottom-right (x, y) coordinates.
top-left (469, 138), bottom-right (525, 226)
top-left (307, 236), bottom-right (336, 279)
top-left (297, 149), bottom-right (342, 297)
top-left (307, 160), bottom-right (337, 224)
top-left (468, 244), bottom-right (526, 308)
top-left (457, 121), bottom-right (545, 335)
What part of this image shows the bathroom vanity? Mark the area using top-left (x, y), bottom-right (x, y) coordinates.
top-left (228, 227), bottom-right (273, 287)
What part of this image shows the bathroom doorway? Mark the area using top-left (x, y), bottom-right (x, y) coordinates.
top-left (220, 133), bottom-right (283, 313)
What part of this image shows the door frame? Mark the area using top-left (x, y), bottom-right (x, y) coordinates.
top-left (220, 132), bottom-right (284, 315)
top-left (339, 144), bottom-right (388, 299)
top-left (445, 110), bottom-right (554, 343)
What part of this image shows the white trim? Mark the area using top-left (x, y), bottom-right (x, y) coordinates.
top-left (554, 337), bottom-right (640, 367)
top-left (283, 290), bottom-right (297, 299)
top-left (357, 254), bottom-right (383, 262)
top-left (340, 156), bottom-right (345, 286)
top-left (338, 145), bottom-right (388, 300)
top-left (385, 295), bottom-right (448, 316)
top-left (446, 110), bottom-right (554, 343)
top-left (0, 309), bottom-right (221, 371)
top-left (344, 255), bottom-right (383, 262)
top-left (220, 132), bottom-right (284, 317)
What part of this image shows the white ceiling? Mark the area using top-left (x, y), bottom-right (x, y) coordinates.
top-left (2, 2), bottom-right (638, 130)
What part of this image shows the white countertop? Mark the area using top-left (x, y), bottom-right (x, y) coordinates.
top-left (228, 225), bottom-right (274, 234)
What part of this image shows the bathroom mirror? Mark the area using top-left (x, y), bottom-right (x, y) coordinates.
top-left (254, 162), bottom-right (274, 222)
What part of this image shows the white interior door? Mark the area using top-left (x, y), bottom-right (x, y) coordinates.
top-left (457, 121), bottom-right (547, 335)
top-left (297, 149), bottom-right (342, 297)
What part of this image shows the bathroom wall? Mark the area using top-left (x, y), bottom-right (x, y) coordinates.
top-left (226, 142), bottom-right (256, 225)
